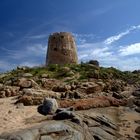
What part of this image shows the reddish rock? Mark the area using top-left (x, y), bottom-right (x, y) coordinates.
top-left (59, 96), bottom-right (127, 110)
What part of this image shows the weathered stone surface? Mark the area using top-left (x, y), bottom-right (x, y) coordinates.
top-left (18, 78), bottom-right (40, 89)
top-left (59, 96), bottom-right (127, 110)
top-left (112, 92), bottom-right (124, 99)
top-left (55, 107), bottom-right (74, 113)
top-left (86, 83), bottom-right (102, 94)
top-left (40, 79), bottom-right (60, 89)
top-left (46, 32), bottom-right (78, 65)
top-left (18, 78), bottom-right (32, 88)
top-left (38, 98), bottom-right (58, 115)
top-left (0, 121), bottom-right (92, 140)
top-left (53, 110), bottom-right (75, 120)
top-left (92, 115), bottom-right (118, 130)
top-left (16, 89), bottom-right (61, 105)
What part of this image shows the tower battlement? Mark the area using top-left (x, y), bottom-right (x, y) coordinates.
top-left (46, 32), bottom-right (78, 65)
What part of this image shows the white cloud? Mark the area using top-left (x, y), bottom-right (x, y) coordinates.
top-left (78, 42), bottom-right (113, 62)
top-left (26, 34), bottom-right (48, 39)
top-left (19, 62), bottom-right (40, 67)
top-left (2, 44), bottom-right (47, 60)
top-left (27, 44), bottom-right (47, 56)
top-left (73, 33), bottom-right (95, 45)
top-left (0, 44), bottom-right (47, 71)
top-left (104, 25), bottom-right (140, 45)
top-left (77, 25), bottom-right (140, 70)
top-left (116, 57), bottom-right (140, 71)
top-left (119, 42), bottom-right (140, 56)
top-left (1, 24), bottom-right (140, 72)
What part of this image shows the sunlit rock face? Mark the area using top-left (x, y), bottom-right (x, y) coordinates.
top-left (46, 32), bottom-right (78, 65)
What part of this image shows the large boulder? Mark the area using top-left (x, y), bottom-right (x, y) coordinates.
top-left (18, 78), bottom-right (32, 88)
top-left (0, 121), bottom-right (93, 140)
top-left (38, 98), bottom-right (58, 115)
top-left (16, 89), bottom-right (61, 105)
top-left (18, 78), bottom-right (40, 89)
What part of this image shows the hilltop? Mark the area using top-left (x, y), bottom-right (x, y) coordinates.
top-left (0, 61), bottom-right (140, 140)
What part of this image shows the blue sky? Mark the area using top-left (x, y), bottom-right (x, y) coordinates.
top-left (0, 0), bottom-right (140, 72)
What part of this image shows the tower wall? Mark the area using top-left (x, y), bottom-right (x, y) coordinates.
top-left (46, 32), bottom-right (78, 65)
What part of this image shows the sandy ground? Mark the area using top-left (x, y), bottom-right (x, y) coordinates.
top-left (118, 106), bottom-right (140, 139)
top-left (0, 97), bottom-right (43, 134)
top-left (0, 97), bottom-right (139, 139)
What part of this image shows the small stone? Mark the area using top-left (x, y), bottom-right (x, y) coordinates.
top-left (135, 107), bottom-right (140, 113)
top-left (8, 110), bottom-right (12, 114)
top-left (22, 73), bottom-right (33, 77)
top-left (0, 91), bottom-right (6, 98)
top-left (133, 91), bottom-right (140, 97)
top-left (3, 117), bottom-right (8, 121)
top-left (16, 103), bottom-right (24, 109)
top-left (135, 126), bottom-right (140, 134)
top-left (133, 99), bottom-right (140, 107)
top-left (41, 74), bottom-right (49, 78)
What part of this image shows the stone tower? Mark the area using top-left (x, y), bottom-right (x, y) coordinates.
top-left (46, 32), bottom-right (78, 65)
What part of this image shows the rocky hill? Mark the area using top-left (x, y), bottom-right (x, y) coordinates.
top-left (0, 62), bottom-right (140, 140)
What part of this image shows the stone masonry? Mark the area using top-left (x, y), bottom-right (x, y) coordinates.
top-left (46, 32), bottom-right (78, 65)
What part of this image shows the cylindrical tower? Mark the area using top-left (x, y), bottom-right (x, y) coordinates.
top-left (46, 32), bottom-right (78, 65)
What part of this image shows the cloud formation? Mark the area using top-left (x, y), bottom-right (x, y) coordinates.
top-left (77, 25), bottom-right (140, 71)
top-left (1, 25), bottom-right (140, 72)
top-left (104, 25), bottom-right (140, 45)
top-left (119, 42), bottom-right (140, 56)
